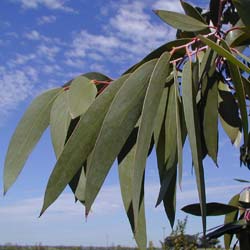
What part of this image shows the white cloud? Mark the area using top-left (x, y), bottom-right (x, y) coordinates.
top-left (37, 44), bottom-right (60, 61)
top-left (37, 15), bottom-right (57, 25)
top-left (25, 30), bottom-right (42, 40)
top-left (17, 0), bottom-right (76, 13)
top-left (0, 66), bottom-right (38, 117)
top-left (152, 0), bottom-right (183, 13)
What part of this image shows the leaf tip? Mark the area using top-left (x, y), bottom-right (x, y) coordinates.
top-left (152, 9), bottom-right (159, 15)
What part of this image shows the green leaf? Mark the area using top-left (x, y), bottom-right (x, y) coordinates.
top-left (50, 91), bottom-right (71, 158)
top-left (182, 202), bottom-right (238, 216)
top-left (40, 74), bottom-right (130, 215)
top-left (174, 67), bottom-right (183, 187)
top-left (234, 178), bottom-right (250, 183)
top-left (118, 145), bottom-right (147, 250)
top-left (221, 40), bottom-right (248, 147)
top-left (180, 0), bottom-right (206, 24)
top-left (155, 84), bottom-right (177, 206)
top-left (154, 88), bottom-right (169, 145)
top-left (4, 88), bottom-right (62, 194)
top-left (182, 61), bottom-right (206, 233)
top-left (132, 53), bottom-right (171, 227)
top-left (203, 77), bottom-right (218, 165)
top-left (67, 76), bottom-right (97, 119)
top-left (75, 165), bottom-right (87, 202)
top-left (224, 194), bottom-right (240, 249)
top-left (209, 0), bottom-right (220, 26)
top-left (198, 35), bottom-right (250, 73)
top-left (124, 39), bottom-right (191, 74)
top-left (232, 0), bottom-right (250, 26)
top-left (218, 81), bottom-right (242, 145)
top-left (154, 10), bottom-right (208, 32)
top-left (84, 59), bottom-right (157, 213)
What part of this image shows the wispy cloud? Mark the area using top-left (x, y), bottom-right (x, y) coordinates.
top-left (37, 15), bottom-right (57, 25)
top-left (16, 0), bottom-right (76, 13)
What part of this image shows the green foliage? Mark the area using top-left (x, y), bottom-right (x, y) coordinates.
top-left (4, 0), bottom-right (250, 249)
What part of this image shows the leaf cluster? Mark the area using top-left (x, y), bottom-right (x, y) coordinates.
top-left (3, 0), bottom-right (250, 249)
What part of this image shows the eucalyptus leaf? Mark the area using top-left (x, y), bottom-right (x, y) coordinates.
top-left (154, 10), bottom-right (208, 32)
top-left (40, 74), bottom-right (130, 215)
top-left (67, 76), bottom-right (97, 119)
top-left (50, 91), bottom-right (71, 158)
top-left (198, 35), bottom-right (250, 73)
top-left (182, 202), bottom-right (238, 216)
top-left (132, 53), bottom-right (171, 227)
top-left (4, 88), bottom-right (62, 194)
top-left (224, 194), bottom-right (240, 250)
top-left (232, 0), bottom-right (250, 26)
top-left (118, 144), bottom-right (147, 250)
top-left (85, 59), bottom-right (157, 213)
top-left (182, 61), bottom-right (206, 234)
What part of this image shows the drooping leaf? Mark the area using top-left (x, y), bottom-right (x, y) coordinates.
top-left (198, 35), bottom-right (250, 73)
top-left (155, 84), bottom-right (177, 208)
top-left (224, 194), bottom-right (240, 250)
top-left (155, 113), bottom-right (176, 228)
top-left (221, 40), bottom-right (248, 147)
top-left (203, 77), bottom-right (218, 165)
top-left (174, 66), bottom-right (183, 187)
top-left (182, 202), bottom-right (238, 216)
top-left (75, 165), bottom-right (87, 202)
top-left (67, 76), bottom-right (97, 119)
top-left (232, 0), bottom-right (250, 26)
top-left (154, 88), bottom-right (169, 145)
top-left (50, 91), bottom-right (71, 158)
top-left (218, 81), bottom-right (242, 145)
top-left (182, 61), bottom-right (206, 234)
top-left (132, 53), bottom-right (171, 227)
top-left (154, 10), bottom-right (208, 32)
top-left (40, 74), bottom-right (130, 215)
top-left (84, 59), bottom-right (157, 213)
top-left (118, 144), bottom-right (147, 250)
top-left (4, 88), bottom-right (62, 194)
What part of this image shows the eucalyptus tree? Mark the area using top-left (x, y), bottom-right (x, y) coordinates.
top-left (3, 0), bottom-right (250, 249)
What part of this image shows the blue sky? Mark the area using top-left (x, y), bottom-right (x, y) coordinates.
top-left (0, 0), bottom-right (250, 247)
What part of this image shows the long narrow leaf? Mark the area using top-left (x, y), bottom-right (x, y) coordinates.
top-left (132, 53), bottom-right (171, 227)
top-left (182, 61), bottom-right (206, 234)
top-left (40, 74), bottom-right (130, 215)
top-left (84, 59), bottom-right (157, 213)
top-left (198, 35), bottom-right (250, 73)
top-left (118, 145), bottom-right (147, 250)
top-left (4, 88), bottom-right (62, 194)
top-left (154, 10), bottom-right (208, 32)
top-left (50, 91), bottom-right (71, 158)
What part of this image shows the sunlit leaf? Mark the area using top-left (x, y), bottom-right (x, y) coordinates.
top-left (182, 61), bottom-right (206, 233)
top-left (132, 53), bottom-right (170, 226)
top-left (221, 40), bottom-right (248, 147)
top-left (40, 74), bottom-right (130, 215)
top-left (84, 59), bottom-right (157, 213)
top-left (75, 165), bottom-right (87, 202)
top-left (4, 88), bottom-right (62, 194)
top-left (224, 194), bottom-right (240, 250)
top-left (218, 81), bottom-right (242, 145)
top-left (154, 10), bottom-right (208, 31)
top-left (67, 76), bottom-right (97, 119)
